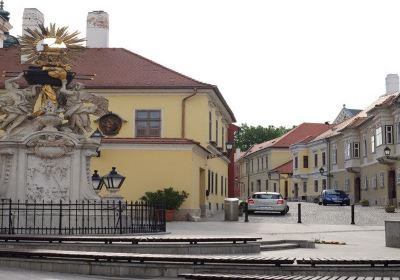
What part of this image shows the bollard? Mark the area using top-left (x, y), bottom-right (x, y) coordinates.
top-left (297, 203), bottom-right (302, 223)
top-left (351, 204), bottom-right (355, 225)
top-left (244, 202), bottom-right (249, 222)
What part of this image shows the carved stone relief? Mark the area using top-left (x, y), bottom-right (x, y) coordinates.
top-left (26, 156), bottom-right (71, 201)
top-left (26, 134), bottom-right (75, 159)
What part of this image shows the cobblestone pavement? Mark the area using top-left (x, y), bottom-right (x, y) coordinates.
top-left (205, 202), bottom-right (400, 225)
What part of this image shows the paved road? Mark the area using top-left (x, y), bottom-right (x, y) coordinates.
top-left (207, 202), bottom-right (400, 225)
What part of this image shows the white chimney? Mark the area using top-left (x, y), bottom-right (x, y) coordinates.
top-left (21, 8), bottom-right (44, 63)
top-left (86, 11), bottom-right (109, 48)
top-left (385, 74), bottom-right (399, 95)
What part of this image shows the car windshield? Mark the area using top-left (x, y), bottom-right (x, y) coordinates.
top-left (252, 194), bottom-right (282, 199)
top-left (326, 190), bottom-right (346, 196)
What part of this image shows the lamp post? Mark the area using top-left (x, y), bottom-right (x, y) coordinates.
top-left (90, 128), bottom-right (104, 157)
top-left (91, 170), bottom-right (104, 194)
top-left (207, 142), bottom-right (234, 159)
top-left (384, 146), bottom-right (391, 157)
top-left (102, 167), bottom-right (126, 200)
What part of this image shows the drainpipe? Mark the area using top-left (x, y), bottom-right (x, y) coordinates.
top-left (326, 138), bottom-right (331, 188)
top-left (181, 88), bottom-right (197, 138)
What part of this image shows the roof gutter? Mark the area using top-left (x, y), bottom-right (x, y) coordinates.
top-left (181, 88), bottom-right (197, 138)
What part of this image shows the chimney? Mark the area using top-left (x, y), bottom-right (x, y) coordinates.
top-left (86, 11), bottom-right (109, 48)
top-left (385, 74), bottom-right (399, 95)
top-left (21, 8), bottom-right (44, 62)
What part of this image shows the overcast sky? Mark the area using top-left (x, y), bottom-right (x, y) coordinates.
top-left (4, 0), bottom-right (400, 127)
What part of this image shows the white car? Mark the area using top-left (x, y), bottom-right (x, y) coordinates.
top-left (247, 192), bottom-right (289, 215)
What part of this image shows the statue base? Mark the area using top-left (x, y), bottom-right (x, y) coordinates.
top-left (0, 131), bottom-right (100, 202)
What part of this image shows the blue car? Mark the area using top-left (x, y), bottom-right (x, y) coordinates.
top-left (319, 189), bottom-right (350, 206)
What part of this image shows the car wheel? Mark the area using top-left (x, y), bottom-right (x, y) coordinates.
top-left (318, 202), bottom-right (322, 205)
top-left (346, 202), bottom-right (350, 206)
top-left (340, 203), bottom-right (343, 206)
top-left (323, 201), bottom-right (327, 206)
top-left (247, 210), bottom-right (254, 214)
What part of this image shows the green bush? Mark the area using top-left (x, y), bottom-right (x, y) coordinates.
top-left (385, 204), bottom-right (395, 213)
top-left (359, 199), bottom-right (369, 206)
top-left (141, 187), bottom-right (189, 210)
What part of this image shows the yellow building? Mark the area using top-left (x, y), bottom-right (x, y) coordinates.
top-left (0, 47), bottom-right (236, 219)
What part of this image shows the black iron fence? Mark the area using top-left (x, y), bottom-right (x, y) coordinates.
top-left (0, 199), bottom-right (166, 235)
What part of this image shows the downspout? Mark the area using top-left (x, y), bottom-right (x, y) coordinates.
top-left (181, 88), bottom-right (197, 138)
top-left (326, 138), bottom-right (331, 188)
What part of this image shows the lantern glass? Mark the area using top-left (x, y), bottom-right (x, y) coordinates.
top-left (91, 170), bottom-right (103, 191)
top-left (384, 146), bottom-right (391, 156)
top-left (103, 167), bottom-right (126, 190)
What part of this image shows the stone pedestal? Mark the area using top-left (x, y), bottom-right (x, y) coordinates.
top-left (0, 131), bottom-right (100, 201)
top-left (385, 220), bottom-right (400, 248)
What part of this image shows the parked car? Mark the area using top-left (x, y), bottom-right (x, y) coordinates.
top-left (319, 189), bottom-right (350, 206)
top-left (247, 192), bottom-right (289, 215)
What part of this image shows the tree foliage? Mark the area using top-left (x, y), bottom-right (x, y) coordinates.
top-left (235, 123), bottom-right (292, 151)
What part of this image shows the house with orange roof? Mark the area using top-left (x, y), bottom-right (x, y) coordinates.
top-left (237, 123), bottom-right (331, 200)
top-left (290, 74), bottom-right (400, 206)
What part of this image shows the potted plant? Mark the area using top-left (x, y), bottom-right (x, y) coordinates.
top-left (359, 199), bottom-right (369, 207)
top-left (385, 204), bottom-right (396, 213)
top-left (141, 187), bottom-right (189, 221)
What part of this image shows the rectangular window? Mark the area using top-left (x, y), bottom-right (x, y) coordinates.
top-left (364, 139), bottom-right (367, 157)
top-left (353, 142), bottom-right (360, 158)
top-left (373, 174), bottom-right (378, 189)
top-left (371, 135), bottom-right (375, 153)
top-left (222, 126), bottom-right (225, 150)
top-left (251, 160), bottom-right (254, 173)
top-left (251, 182), bottom-right (254, 192)
top-left (397, 123), bottom-right (400, 144)
top-left (379, 172), bottom-right (385, 188)
top-left (376, 127), bottom-right (383, 147)
top-left (303, 156), bottom-right (309, 168)
top-left (332, 147), bottom-right (337, 164)
top-left (261, 157), bottom-right (264, 170)
top-left (322, 152), bottom-right (326, 166)
top-left (273, 183), bottom-right (277, 192)
top-left (266, 180), bottom-right (268, 190)
top-left (303, 182), bottom-right (307, 193)
top-left (257, 158), bottom-right (260, 171)
top-left (215, 120), bottom-right (219, 146)
top-left (135, 110), bottom-right (161, 137)
top-left (314, 154), bottom-right (318, 168)
top-left (386, 125), bottom-right (393, 144)
top-left (265, 156), bottom-right (268, 170)
top-left (294, 157), bottom-right (298, 169)
top-left (322, 179), bottom-right (327, 190)
top-left (344, 178), bottom-right (350, 192)
top-left (221, 176), bottom-right (224, 195)
top-left (208, 112), bottom-right (212, 142)
top-left (345, 141), bottom-right (351, 159)
top-left (314, 180), bottom-right (318, 193)
top-left (257, 180), bottom-right (261, 192)
top-left (207, 170), bottom-right (210, 193)
top-left (215, 173), bottom-right (218, 194)
top-left (211, 172), bottom-right (214, 194)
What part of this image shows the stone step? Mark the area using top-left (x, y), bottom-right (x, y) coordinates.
top-left (260, 242), bottom-right (300, 251)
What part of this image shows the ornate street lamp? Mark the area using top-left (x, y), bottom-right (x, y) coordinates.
top-left (384, 146), bottom-right (391, 157)
top-left (207, 142), bottom-right (234, 159)
top-left (102, 167), bottom-right (126, 191)
top-left (319, 167), bottom-right (325, 175)
top-left (91, 170), bottom-right (104, 192)
top-left (90, 128), bottom-right (104, 157)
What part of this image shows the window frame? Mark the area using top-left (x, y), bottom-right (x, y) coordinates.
top-left (135, 109), bottom-right (161, 137)
top-left (303, 156), bottom-right (309, 168)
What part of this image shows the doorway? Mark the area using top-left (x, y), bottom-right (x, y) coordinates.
top-left (284, 180), bottom-right (288, 199)
top-left (388, 170), bottom-right (397, 205)
top-left (354, 177), bottom-right (361, 203)
top-left (199, 168), bottom-right (206, 217)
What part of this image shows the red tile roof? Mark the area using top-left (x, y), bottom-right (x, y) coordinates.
top-left (270, 160), bottom-right (293, 174)
top-left (0, 47), bottom-right (236, 121)
top-left (243, 123), bottom-right (331, 157)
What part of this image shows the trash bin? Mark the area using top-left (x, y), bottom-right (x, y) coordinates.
top-left (224, 198), bottom-right (239, 221)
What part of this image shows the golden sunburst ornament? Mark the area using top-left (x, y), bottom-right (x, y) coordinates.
top-left (19, 23), bottom-right (85, 66)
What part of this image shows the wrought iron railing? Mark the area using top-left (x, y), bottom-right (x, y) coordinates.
top-left (0, 199), bottom-right (166, 235)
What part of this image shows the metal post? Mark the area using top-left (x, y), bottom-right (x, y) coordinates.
top-left (118, 200), bottom-right (123, 234)
top-left (59, 200), bottom-right (63, 235)
top-left (351, 204), bottom-right (355, 225)
top-left (297, 203), bottom-right (302, 223)
top-left (244, 202), bottom-right (249, 222)
top-left (8, 199), bottom-right (12, 234)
